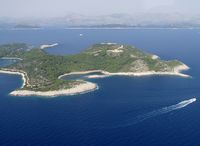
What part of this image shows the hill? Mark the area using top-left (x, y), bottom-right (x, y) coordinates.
top-left (0, 43), bottom-right (189, 97)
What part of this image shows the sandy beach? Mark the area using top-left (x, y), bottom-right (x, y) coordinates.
top-left (58, 70), bottom-right (105, 79)
top-left (9, 82), bottom-right (98, 97)
top-left (40, 43), bottom-right (58, 49)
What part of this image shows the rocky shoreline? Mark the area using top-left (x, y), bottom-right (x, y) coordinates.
top-left (0, 64), bottom-right (189, 97)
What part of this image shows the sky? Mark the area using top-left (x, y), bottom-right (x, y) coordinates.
top-left (0, 0), bottom-right (200, 18)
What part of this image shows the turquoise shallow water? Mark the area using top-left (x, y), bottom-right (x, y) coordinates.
top-left (0, 29), bottom-right (200, 146)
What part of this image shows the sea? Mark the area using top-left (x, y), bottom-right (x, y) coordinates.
top-left (0, 28), bottom-right (200, 146)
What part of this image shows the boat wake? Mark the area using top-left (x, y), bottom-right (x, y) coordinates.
top-left (99, 98), bottom-right (196, 129)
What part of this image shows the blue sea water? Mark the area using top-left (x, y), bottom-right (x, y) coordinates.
top-left (0, 28), bottom-right (200, 146)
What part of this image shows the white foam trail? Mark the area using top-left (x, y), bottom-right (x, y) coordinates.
top-left (100, 98), bottom-right (196, 129)
top-left (129, 98), bottom-right (196, 125)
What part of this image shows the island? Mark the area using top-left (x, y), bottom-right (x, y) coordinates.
top-left (0, 43), bottom-right (189, 97)
top-left (13, 24), bottom-right (41, 30)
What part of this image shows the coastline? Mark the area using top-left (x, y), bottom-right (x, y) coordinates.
top-left (0, 68), bottom-right (98, 97)
top-left (9, 82), bottom-right (98, 97)
top-left (1, 57), bottom-right (23, 61)
top-left (40, 43), bottom-right (58, 49)
top-left (0, 69), bottom-right (29, 88)
top-left (59, 64), bottom-right (190, 79)
top-left (0, 64), bottom-right (190, 97)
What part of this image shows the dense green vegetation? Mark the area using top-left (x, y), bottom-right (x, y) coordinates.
top-left (0, 43), bottom-right (183, 91)
top-left (0, 43), bottom-right (28, 58)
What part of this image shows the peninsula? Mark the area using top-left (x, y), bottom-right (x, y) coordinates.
top-left (0, 43), bottom-right (189, 97)
top-left (40, 43), bottom-right (58, 49)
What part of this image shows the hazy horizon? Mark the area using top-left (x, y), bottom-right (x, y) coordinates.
top-left (0, 0), bottom-right (200, 18)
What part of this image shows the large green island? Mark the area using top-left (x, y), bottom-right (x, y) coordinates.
top-left (0, 43), bottom-right (189, 97)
